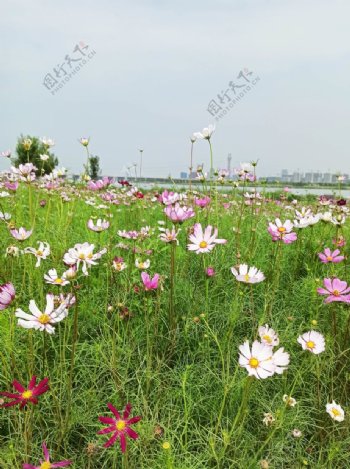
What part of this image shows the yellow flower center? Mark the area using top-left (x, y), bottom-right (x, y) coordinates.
top-left (36, 250), bottom-right (43, 256)
top-left (22, 390), bottom-right (33, 399)
top-left (263, 334), bottom-right (272, 344)
top-left (278, 227), bottom-right (286, 233)
top-left (38, 314), bottom-right (50, 324)
top-left (54, 278), bottom-right (63, 284)
top-left (87, 253), bottom-right (93, 259)
top-left (326, 256), bottom-right (333, 261)
top-left (40, 462), bottom-right (51, 469)
top-left (331, 408), bottom-right (341, 417)
top-left (306, 340), bottom-right (315, 349)
top-left (244, 274), bottom-right (250, 282)
top-left (199, 241), bottom-right (208, 249)
top-left (249, 357), bottom-right (259, 368)
top-left (333, 290), bottom-right (340, 296)
top-left (116, 420), bottom-right (126, 431)
top-left (79, 253), bottom-right (86, 260)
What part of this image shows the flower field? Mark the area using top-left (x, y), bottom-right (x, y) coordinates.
top-left (0, 152), bottom-right (350, 468)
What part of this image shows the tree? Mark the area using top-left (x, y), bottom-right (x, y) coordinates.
top-left (89, 155), bottom-right (101, 180)
top-left (14, 135), bottom-right (58, 175)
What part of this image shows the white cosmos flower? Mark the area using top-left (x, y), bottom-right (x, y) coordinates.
top-left (187, 223), bottom-right (226, 254)
top-left (15, 294), bottom-right (68, 334)
top-left (326, 401), bottom-right (345, 422)
top-left (0, 211), bottom-right (11, 221)
top-left (44, 268), bottom-right (70, 286)
top-left (271, 347), bottom-right (290, 374)
top-left (283, 395), bottom-right (297, 407)
top-left (238, 340), bottom-right (276, 379)
top-left (87, 218), bottom-right (110, 232)
top-left (193, 124), bottom-right (215, 140)
top-left (24, 241), bottom-right (50, 267)
top-left (297, 330), bottom-right (325, 354)
top-left (63, 242), bottom-right (107, 276)
top-left (135, 258), bottom-right (150, 270)
top-left (258, 324), bottom-right (279, 346)
top-left (231, 264), bottom-right (265, 284)
top-left (40, 154), bottom-right (50, 161)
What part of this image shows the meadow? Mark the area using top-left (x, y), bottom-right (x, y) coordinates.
top-left (0, 155), bottom-right (349, 468)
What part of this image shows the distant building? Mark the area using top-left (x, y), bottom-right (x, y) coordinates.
top-left (180, 172), bottom-right (188, 179)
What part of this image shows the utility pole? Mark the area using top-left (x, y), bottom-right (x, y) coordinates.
top-left (138, 149), bottom-right (144, 179)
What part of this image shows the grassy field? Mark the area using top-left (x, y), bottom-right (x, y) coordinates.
top-left (0, 172), bottom-right (349, 468)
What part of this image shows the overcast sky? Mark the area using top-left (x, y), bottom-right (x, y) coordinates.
top-left (1, 0), bottom-right (350, 178)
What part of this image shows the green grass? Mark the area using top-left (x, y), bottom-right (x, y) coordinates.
top-left (0, 182), bottom-right (349, 468)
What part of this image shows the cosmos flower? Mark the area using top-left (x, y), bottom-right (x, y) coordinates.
top-left (317, 278), bottom-right (350, 303)
top-left (193, 124), bottom-right (215, 140)
top-left (10, 227), bottom-right (33, 241)
top-left (292, 429), bottom-right (302, 438)
top-left (262, 412), bottom-right (275, 426)
top-left (15, 294), bottom-right (69, 334)
top-left (63, 242), bottom-right (107, 276)
top-left (326, 401), bottom-right (345, 422)
top-left (159, 227), bottom-right (180, 244)
top-left (98, 402), bottom-right (141, 452)
top-left (258, 324), bottom-right (279, 346)
top-left (297, 331), bottom-right (325, 354)
top-left (141, 272), bottom-right (160, 291)
top-left (271, 347), bottom-right (290, 374)
top-left (135, 259), bottom-right (150, 270)
top-left (238, 340), bottom-right (276, 379)
top-left (206, 266), bottom-right (215, 277)
top-left (0, 211), bottom-right (11, 221)
top-left (164, 203), bottom-right (195, 223)
top-left (268, 219), bottom-right (297, 244)
top-left (187, 223), bottom-right (226, 254)
top-left (44, 269), bottom-right (70, 286)
top-left (0, 282), bottom-right (15, 311)
top-left (112, 257), bottom-right (127, 272)
top-left (23, 441), bottom-right (71, 469)
top-left (283, 395), bottom-right (297, 407)
top-left (24, 242), bottom-right (50, 267)
top-left (79, 137), bottom-right (90, 146)
top-left (87, 219), bottom-right (110, 232)
top-left (158, 190), bottom-right (183, 205)
top-left (194, 196), bottom-right (211, 208)
top-left (231, 264), bottom-right (265, 284)
top-left (0, 376), bottom-right (49, 409)
top-left (318, 248), bottom-right (344, 264)
top-left (4, 181), bottom-right (19, 191)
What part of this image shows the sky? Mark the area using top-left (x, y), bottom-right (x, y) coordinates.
top-left (1, 0), bottom-right (350, 178)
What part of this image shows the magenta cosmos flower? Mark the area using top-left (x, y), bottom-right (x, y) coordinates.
top-left (141, 272), bottom-right (160, 291)
top-left (0, 282), bottom-right (15, 310)
top-left (0, 376), bottom-right (49, 409)
top-left (23, 441), bottom-right (72, 469)
top-left (318, 248), bottom-right (344, 264)
top-left (164, 203), bottom-right (195, 223)
top-left (187, 223), bottom-right (227, 254)
top-left (98, 402), bottom-right (141, 452)
top-left (268, 218), bottom-right (297, 244)
top-left (317, 278), bottom-right (350, 303)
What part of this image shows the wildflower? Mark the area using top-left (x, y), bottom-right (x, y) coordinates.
top-left (164, 203), bottom-right (195, 223)
top-left (87, 218), bottom-right (110, 232)
top-left (4, 181), bottom-right (19, 191)
top-left (260, 460), bottom-right (269, 469)
top-left (238, 340), bottom-right (276, 379)
top-left (268, 219), bottom-right (297, 244)
top-left (112, 257), bottom-right (127, 272)
top-left (332, 236), bottom-right (346, 247)
top-left (141, 272), bottom-right (160, 291)
top-left (297, 331), bottom-right (325, 354)
top-left (23, 441), bottom-right (71, 469)
top-left (262, 412), bottom-right (275, 426)
top-left (63, 242), bottom-right (107, 276)
top-left (317, 278), bottom-right (350, 303)
top-left (194, 196), bottom-right (211, 208)
top-left (40, 154), bottom-right (50, 161)
top-left (79, 137), bottom-right (90, 146)
top-left (0, 376), bottom-right (49, 408)
top-left (40, 137), bottom-right (55, 147)
top-left (135, 259), bottom-right (150, 270)
top-left (258, 324), bottom-right (279, 346)
top-left (318, 248), bottom-right (344, 264)
top-left (44, 268), bottom-right (70, 286)
top-left (0, 211), bottom-right (11, 221)
top-left (158, 190), bottom-right (183, 205)
top-left (24, 242), bottom-right (50, 267)
top-left (5, 245), bottom-right (20, 257)
top-left (162, 441), bottom-right (171, 450)
top-left (283, 395), bottom-right (297, 407)
top-left (0, 282), bottom-right (15, 310)
top-left (326, 401), bottom-right (345, 422)
top-left (22, 138), bottom-right (32, 150)
top-left (231, 264), bottom-right (265, 284)
top-left (193, 124), bottom-right (215, 140)
top-left (271, 348), bottom-right (290, 374)
top-left (187, 223), bottom-right (227, 254)
top-left (1, 149), bottom-right (11, 158)
top-left (206, 266), bottom-right (215, 277)
top-left (15, 294), bottom-right (69, 334)
top-left (10, 227), bottom-right (33, 241)
top-left (292, 429), bottom-right (302, 438)
top-left (159, 227), bottom-right (180, 244)
top-left (97, 402), bottom-right (141, 452)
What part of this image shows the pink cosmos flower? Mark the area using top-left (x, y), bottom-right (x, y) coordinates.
top-left (164, 203), bottom-right (195, 223)
top-left (318, 248), bottom-right (344, 264)
top-left (0, 376), bottom-right (49, 409)
top-left (317, 278), bottom-right (350, 303)
top-left (158, 190), bottom-right (182, 205)
top-left (187, 223), bottom-right (227, 254)
top-left (4, 181), bottom-right (19, 191)
top-left (0, 282), bottom-right (15, 310)
top-left (268, 218), bottom-right (297, 244)
top-left (23, 441), bottom-right (72, 468)
top-left (141, 272), bottom-right (160, 291)
top-left (10, 227), bottom-right (33, 241)
top-left (98, 402), bottom-right (141, 452)
top-left (87, 219), bottom-right (110, 232)
top-left (206, 266), bottom-right (215, 277)
top-left (194, 196), bottom-right (211, 208)
top-left (332, 236), bottom-right (346, 247)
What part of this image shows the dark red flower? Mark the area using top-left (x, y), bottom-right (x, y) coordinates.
top-left (98, 402), bottom-right (141, 452)
top-left (0, 376), bottom-right (49, 409)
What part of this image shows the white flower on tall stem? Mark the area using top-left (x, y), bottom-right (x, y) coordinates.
top-left (326, 401), bottom-right (345, 422)
top-left (297, 330), bottom-right (325, 354)
top-left (283, 395), bottom-right (297, 407)
top-left (159, 226), bottom-right (180, 244)
top-left (193, 124), bottom-right (215, 140)
top-left (63, 242), bottom-right (107, 275)
top-left (135, 259), bottom-right (150, 270)
top-left (187, 223), bottom-right (226, 254)
top-left (258, 324), bottom-right (279, 346)
top-left (238, 340), bottom-right (276, 379)
top-left (24, 241), bottom-right (50, 267)
top-left (15, 294), bottom-right (68, 334)
top-left (271, 347), bottom-right (290, 374)
top-left (87, 219), bottom-right (110, 232)
top-left (44, 268), bottom-right (70, 286)
top-left (231, 264), bottom-right (265, 284)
